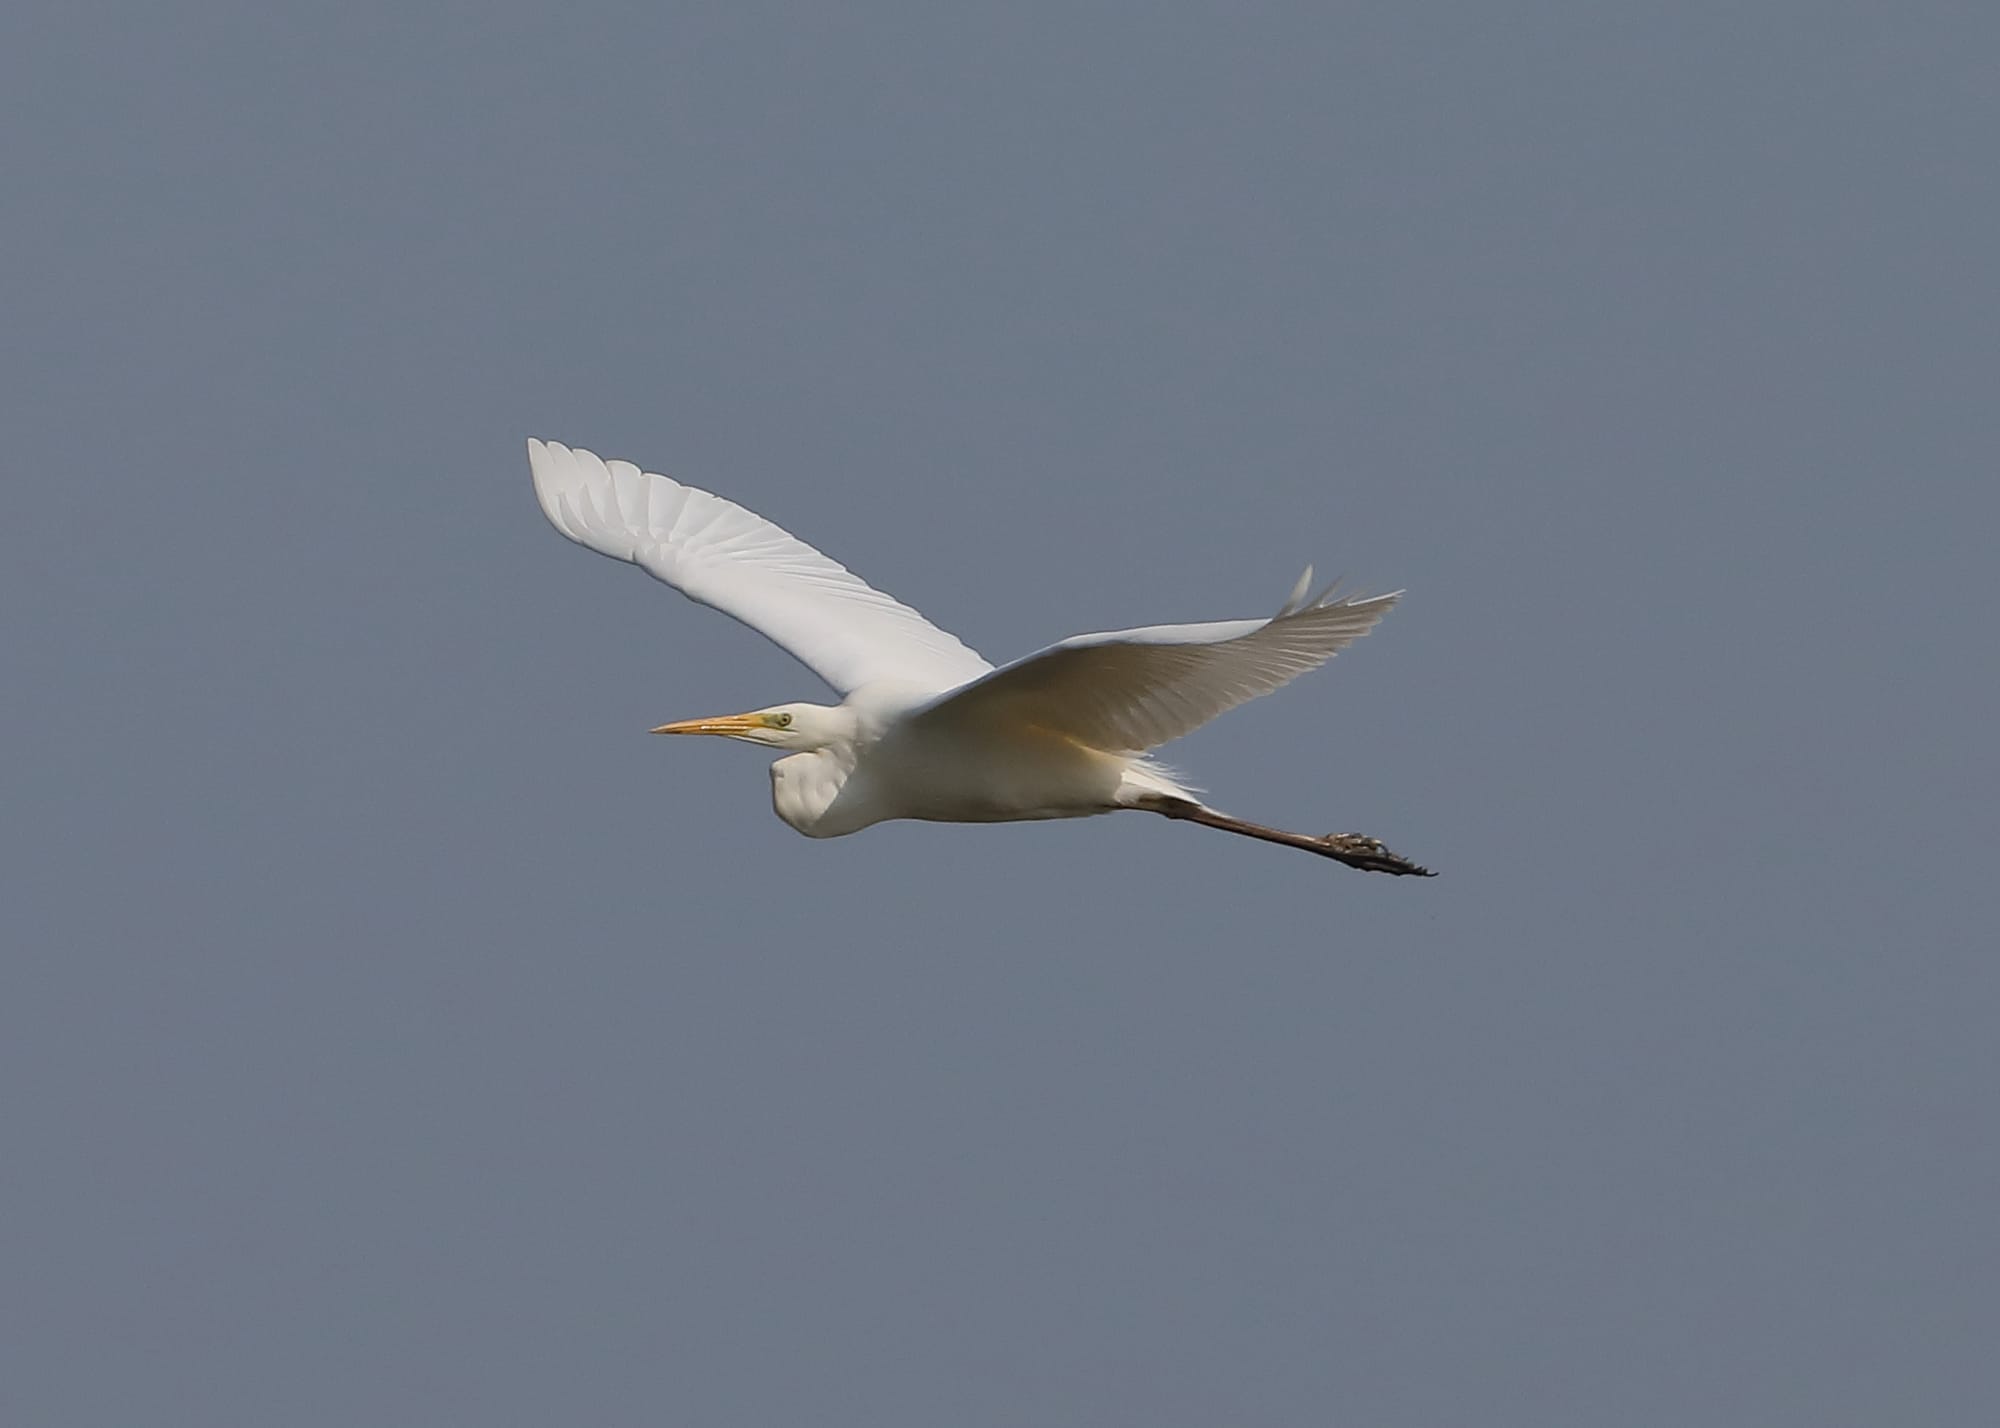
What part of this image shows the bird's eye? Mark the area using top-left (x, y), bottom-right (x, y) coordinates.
top-left (774, 712), bottom-right (793, 727)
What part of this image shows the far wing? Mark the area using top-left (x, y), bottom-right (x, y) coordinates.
top-left (913, 581), bottom-right (1399, 753)
top-left (530, 440), bottom-right (993, 697)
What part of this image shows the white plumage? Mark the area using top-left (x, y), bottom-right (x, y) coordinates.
top-left (529, 439), bottom-right (1432, 875)
top-left (531, 440), bottom-right (990, 696)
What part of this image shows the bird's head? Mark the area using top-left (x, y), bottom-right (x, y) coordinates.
top-left (649, 701), bottom-right (846, 751)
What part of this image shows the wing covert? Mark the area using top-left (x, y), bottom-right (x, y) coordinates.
top-left (529, 440), bottom-right (992, 697)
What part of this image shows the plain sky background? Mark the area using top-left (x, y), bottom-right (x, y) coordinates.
top-left (4, 3), bottom-right (1996, 1424)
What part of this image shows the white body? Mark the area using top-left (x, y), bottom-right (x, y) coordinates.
top-left (528, 439), bottom-right (1401, 844)
top-left (767, 688), bottom-right (1181, 837)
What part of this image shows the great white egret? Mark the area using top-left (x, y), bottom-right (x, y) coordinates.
top-left (529, 439), bottom-right (1433, 876)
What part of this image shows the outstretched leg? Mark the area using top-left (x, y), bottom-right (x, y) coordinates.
top-left (1132, 794), bottom-right (1436, 876)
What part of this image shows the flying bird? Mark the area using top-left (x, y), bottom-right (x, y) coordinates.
top-left (528, 440), bottom-right (1433, 875)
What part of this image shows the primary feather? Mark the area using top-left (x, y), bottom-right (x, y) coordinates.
top-left (529, 440), bottom-right (992, 697)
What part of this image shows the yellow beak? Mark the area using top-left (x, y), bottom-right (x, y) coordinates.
top-left (649, 713), bottom-right (770, 737)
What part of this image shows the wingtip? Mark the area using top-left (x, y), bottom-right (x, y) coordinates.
top-left (1324, 586), bottom-right (1403, 611)
top-left (527, 438), bottom-right (581, 533)
top-left (1277, 565), bottom-right (1315, 617)
top-left (1274, 575), bottom-right (1406, 619)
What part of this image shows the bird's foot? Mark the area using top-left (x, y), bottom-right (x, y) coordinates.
top-left (1317, 833), bottom-right (1437, 877)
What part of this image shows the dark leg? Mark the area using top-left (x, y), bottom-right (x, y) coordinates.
top-left (1134, 795), bottom-right (1436, 876)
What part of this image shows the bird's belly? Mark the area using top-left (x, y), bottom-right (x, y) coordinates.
top-left (772, 724), bottom-right (1131, 838)
top-left (865, 724), bottom-right (1129, 826)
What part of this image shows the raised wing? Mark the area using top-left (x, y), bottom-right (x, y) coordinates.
top-left (915, 579), bottom-right (1399, 753)
top-left (529, 440), bottom-right (992, 697)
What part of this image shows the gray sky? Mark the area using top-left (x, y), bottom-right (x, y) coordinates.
top-left (5, 3), bottom-right (1996, 1424)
